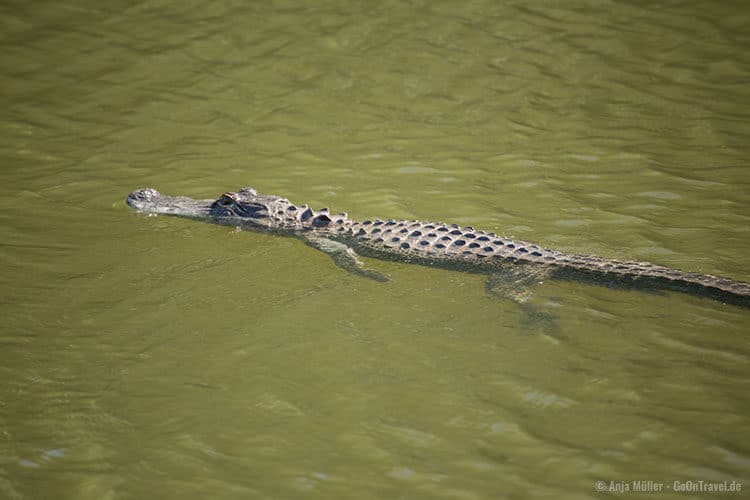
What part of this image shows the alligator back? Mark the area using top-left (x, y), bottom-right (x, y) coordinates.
top-left (327, 218), bottom-right (750, 305)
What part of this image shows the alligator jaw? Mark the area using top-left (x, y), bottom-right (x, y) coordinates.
top-left (126, 188), bottom-right (215, 218)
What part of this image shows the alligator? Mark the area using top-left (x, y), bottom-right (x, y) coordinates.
top-left (126, 187), bottom-right (750, 308)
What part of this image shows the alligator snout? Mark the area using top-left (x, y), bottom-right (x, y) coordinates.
top-left (126, 188), bottom-right (215, 218)
top-left (128, 188), bottom-right (160, 202)
top-left (127, 188), bottom-right (162, 209)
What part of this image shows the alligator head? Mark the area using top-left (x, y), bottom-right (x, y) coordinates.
top-left (127, 187), bottom-right (342, 231)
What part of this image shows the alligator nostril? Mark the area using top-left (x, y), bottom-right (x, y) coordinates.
top-left (129, 188), bottom-right (157, 201)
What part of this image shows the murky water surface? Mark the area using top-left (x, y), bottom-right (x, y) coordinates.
top-left (1, 1), bottom-right (749, 499)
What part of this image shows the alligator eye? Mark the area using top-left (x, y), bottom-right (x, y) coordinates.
top-left (219, 195), bottom-right (233, 206)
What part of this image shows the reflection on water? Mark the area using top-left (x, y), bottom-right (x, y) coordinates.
top-left (1, 1), bottom-right (749, 499)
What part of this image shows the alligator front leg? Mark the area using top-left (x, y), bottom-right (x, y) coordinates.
top-left (303, 236), bottom-right (389, 283)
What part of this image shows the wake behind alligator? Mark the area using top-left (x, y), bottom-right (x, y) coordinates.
top-left (127, 187), bottom-right (750, 308)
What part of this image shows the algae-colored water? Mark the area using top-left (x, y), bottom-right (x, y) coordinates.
top-left (1, 2), bottom-right (749, 499)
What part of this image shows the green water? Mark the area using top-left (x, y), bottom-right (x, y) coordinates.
top-left (1, 1), bottom-right (749, 499)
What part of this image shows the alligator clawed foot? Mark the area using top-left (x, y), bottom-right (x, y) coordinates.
top-left (518, 303), bottom-right (562, 338)
top-left (358, 268), bottom-right (390, 283)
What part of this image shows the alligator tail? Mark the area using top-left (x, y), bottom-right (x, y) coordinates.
top-left (552, 254), bottom-right (750, 306)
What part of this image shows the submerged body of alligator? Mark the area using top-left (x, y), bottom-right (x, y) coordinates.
top-left (127, 187), bottom-right (750, 308)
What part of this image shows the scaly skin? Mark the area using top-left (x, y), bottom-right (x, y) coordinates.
top-left (127, 187), bottom-right (750, 306)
